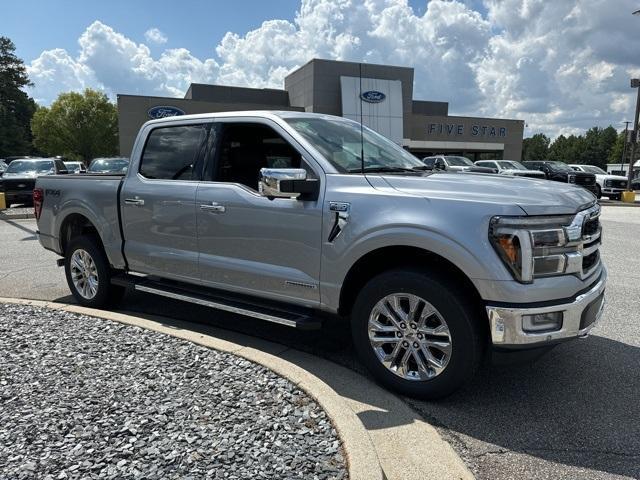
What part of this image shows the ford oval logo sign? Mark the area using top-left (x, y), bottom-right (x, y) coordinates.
top-left (360, 91), bottom-right (386, 103)
top-left (147, 105), bottom-right (185, 119)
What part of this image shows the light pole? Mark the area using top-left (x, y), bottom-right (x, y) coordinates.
top-left (626, 80), bottom-right (640, 195)
top-left (625, 10), bottom-right (640, 195)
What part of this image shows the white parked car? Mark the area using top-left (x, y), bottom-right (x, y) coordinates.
top-left (568, 164), bottom-right (628, 200)
top-left (422, 155), bottom-right (477, 172)
top-left (475, 160), bottom-right (546, 179)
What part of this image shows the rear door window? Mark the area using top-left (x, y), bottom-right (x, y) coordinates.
top-left (140, 124), bottom-right (208, 180)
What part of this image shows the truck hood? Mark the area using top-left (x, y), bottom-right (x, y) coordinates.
top-left (382, 172), bottom-right (596, 215)
top-left (1, 172), bottom-right (40, 179)
top-left (597, 174), bottom-right (628, 182)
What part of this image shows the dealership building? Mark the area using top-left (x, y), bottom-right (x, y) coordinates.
top-left (117, 58), bottom-right (524, 160)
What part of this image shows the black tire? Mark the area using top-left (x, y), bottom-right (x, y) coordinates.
top-left (351, 269), bottom-right (485, 399)
top-left (595, 184), bottom-right (602, 199)
top-left (64, 235), bottom-right (125, 308)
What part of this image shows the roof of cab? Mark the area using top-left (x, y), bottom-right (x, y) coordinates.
top-left (142, 110), bottom-right (348, 127)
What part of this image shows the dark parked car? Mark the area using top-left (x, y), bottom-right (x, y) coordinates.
top-left (522, 160), bottom-right (598, 196)
top-left (87, 157), bottom-right (129, 174)
top-left (0, 158), bottom-right (68, 207)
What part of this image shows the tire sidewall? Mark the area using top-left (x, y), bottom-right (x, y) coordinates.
top-left (351, 269), bottom-right (483, 399)
top-left (64, 236), bottom-right (112, 308)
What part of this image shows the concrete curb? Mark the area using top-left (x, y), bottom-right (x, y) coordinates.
top-left (1, 297), bottom-right (475, 480)
top-left (0, 212), bottom-right (35, 220)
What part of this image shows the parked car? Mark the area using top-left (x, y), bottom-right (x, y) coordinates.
top-left (34, 112), bottom-right (606, 399)
top-left (632, 178), bottom-right (640, 191)
top-left (1, 158), bottom-right (68, 207)
top-left (63, 161), bottom-right (86, 174)
top-left (87, 157), bottom-right (129, 174)
top-left (568, 164), bottom-right (628, 200)
top-left (522, 160), bottom-right (598, 196)
top-left (475, 160), bottom-right (546, 179)
top-left (422, 155), bottom-right (474, 171)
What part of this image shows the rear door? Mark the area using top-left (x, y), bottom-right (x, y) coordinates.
top-left (121, 121), bottom-right (210, 281)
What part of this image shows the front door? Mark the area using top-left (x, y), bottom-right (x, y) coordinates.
top-left (196, 119), bottom-right (324, 306)
top-left (121, 122), bottom-right (210, 281)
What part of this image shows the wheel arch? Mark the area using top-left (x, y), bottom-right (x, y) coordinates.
top-left (338, 245), bottom-right (486, 325)
top-left (58, 212), bottom-right (105, 256)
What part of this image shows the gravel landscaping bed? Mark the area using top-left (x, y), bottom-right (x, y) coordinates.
top-left (0, 303), bottom-right (347, 480)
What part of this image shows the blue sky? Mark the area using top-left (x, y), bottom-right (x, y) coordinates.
top-left (2, 0), bottom-right (637, 137)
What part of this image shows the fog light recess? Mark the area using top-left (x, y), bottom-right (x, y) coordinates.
top-left (522, 311), bottom-right (563, 333)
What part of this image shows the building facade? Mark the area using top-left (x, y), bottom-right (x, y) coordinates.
top-left (117, 58), bottom-right (524, 160)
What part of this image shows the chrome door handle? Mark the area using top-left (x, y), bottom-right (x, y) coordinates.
top-left (124, 197), bottom-right (145, 206)
top-left (200, 202), bottom-right (226, 213)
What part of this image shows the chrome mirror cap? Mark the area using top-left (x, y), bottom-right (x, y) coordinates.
top-left (259, 168), bottom-right (307, 198)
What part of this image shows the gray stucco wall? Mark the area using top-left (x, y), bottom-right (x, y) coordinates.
top-left (117, 95), bottom-right (302, 156)
top-left (407, 114), bottom-right (524, 160)
top-left (285, 59), bottom-right (415, 138)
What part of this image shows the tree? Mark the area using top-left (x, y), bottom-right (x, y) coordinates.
top-left (0, 36), bottom-right (37, 157)
top-left (31, 89), bottom-right (118, 162)
top-left (522, 133), bottom-right (550, 161)
top-left (609, 132), bottom-right (626, 164)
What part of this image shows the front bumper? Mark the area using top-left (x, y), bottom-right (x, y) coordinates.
top-left (486, 267), bottom-right (607, 348)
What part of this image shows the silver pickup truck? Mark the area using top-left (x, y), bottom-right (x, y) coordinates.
top-left (34, 111), bottom-right (607, 398)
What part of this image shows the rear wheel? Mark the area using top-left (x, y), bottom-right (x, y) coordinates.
top-left (595, 184), bottom-right (602, 199)
top-left (351, 269), bottom-right (484, 399)
top-left (64, 235), bottom-right (125, 308)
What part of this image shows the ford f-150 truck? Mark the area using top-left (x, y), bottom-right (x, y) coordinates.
top-left (34, 111), bottom-right (606, 398)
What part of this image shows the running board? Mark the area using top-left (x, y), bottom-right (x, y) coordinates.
top-left (111, 274), bottom-right (321, 330)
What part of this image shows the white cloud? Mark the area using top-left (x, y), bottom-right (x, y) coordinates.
top-left (144, 28), bottom-right (168, 45)
top-left (25, 0), bottom-right (640, 137)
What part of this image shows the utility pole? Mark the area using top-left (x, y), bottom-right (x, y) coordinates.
top-left (621, 121), bottom-right (631, 174)
top-left (627, 79), bottom-right (640, 191)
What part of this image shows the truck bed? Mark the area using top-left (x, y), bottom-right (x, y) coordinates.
top-left (35, 174), bottom-right (127, 269)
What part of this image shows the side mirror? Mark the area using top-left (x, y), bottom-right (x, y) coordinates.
top-left (259, 168), bottom-right (318, 199)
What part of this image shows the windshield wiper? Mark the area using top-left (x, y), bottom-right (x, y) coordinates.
top-left (348, 166), bottom-right (421, 173)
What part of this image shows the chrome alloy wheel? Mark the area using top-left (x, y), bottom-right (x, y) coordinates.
top-left (70, 249), bottom-right (99, 300)
top-left (367, 293), bottom-right (452, 381)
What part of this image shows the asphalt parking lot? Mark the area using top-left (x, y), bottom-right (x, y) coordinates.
top-left (1, 207), bottom-right (638, 480)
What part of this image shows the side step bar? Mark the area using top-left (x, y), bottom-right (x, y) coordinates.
top-left (111, 273), bottom-right (322, 330)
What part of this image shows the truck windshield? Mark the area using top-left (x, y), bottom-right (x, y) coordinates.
top-left (498, 161), bottom-right (527, 170)
top-left (444, 156), bottom-right (474, 167)
top-left (580, 165), bottom-right (607, 175)
top-left (548, 162), bottom-right (575, 173)
top-left (285, 117), bottom-right (425, 173)
top-left (88, 158), bottom-right (129, 173)
top-left (6, 160), bottom-right (54, 173)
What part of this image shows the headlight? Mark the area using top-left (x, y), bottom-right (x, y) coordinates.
top-left (489, 214), bottom-right (578, 283)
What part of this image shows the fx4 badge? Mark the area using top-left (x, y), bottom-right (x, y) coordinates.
top-left (328, 202), bottom-right (350, 242)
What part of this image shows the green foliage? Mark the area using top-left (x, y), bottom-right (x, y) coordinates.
top-left (609, 132), bottom-right (626, 164)
top-left (522, 133), bottom-right (550, 160)
top-left (527, 125), bottom-right (626, 168)
top-left (31, 89), bottom-right (118, 162)
top-left (0, 36), bottom-right (37, 157)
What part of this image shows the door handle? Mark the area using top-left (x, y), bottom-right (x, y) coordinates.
top-left (200, 202), bottom-right (226, 213)
top-left (124, 197), bottom-right (145, 206)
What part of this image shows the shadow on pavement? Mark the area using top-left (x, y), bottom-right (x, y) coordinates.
top-left (50, 290), bottom-right (639, 478)
top-left (408, 336), bottom-right (640, 479)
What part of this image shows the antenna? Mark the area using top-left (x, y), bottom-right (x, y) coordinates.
top-left (359, 62), bottom-right (365, 174)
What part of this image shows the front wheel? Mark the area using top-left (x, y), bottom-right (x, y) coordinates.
top-left (64, 235), bottom-right (124, 308)
top-left (595, 184), bottom-right (602, 199)
top-left (351, 269), bottom-right (485, 399)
